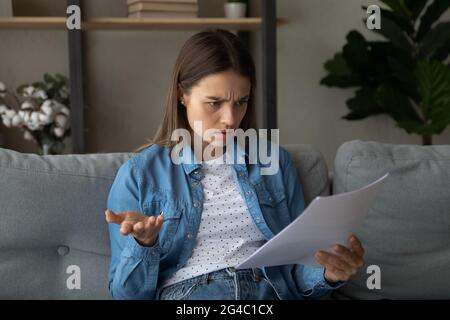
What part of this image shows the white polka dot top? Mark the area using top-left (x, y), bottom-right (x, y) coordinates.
top-left (162, 154), bottom-right (266, 288)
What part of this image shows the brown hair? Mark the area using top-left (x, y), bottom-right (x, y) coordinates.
top-left (133, 29), bottom-right (257, 153)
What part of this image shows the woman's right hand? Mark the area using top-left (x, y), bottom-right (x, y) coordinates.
top-left (105, 210), bottom-right (164, 247)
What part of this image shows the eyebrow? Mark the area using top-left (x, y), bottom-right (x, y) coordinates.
top-left (205, 96), bottom-right (250, 101)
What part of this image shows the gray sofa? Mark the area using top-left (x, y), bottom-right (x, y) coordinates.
top-left (0, 140), bottom-right (449, 299)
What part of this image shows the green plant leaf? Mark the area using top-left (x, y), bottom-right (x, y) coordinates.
top-left (404, 0), bottom-right (429, 20)
top-left (320, 52), bottom-right (363, 87)
top-left (342, 31), bottom-right (389, 84)
top-left (376, 85), bottom-right (423, 128)
top-left (373, 14), bottom-right (413, 51)
top-left (415, 60), bottom-right (450, 131)
top-left (380, 0), bottom-right (411, 18)
top-left (433, 39), bottom-right (450, 60)
top-left (417, 0), bottom-right (450, 40)
top-left (344, 87), bottom-right (384, 120)
top-left (44, 73), bottom-right (54, 83)
top-left (324, 53), bottom-right (350, 75)
top-left (320, 74), bottom-right (362, 88)
top-left (418, 22), bottom-right (450, 59)
top-left (342, 31), bottom-right (371, 72)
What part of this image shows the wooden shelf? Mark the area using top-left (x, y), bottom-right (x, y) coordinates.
top-left (0, 17), bottom-right (287, 31)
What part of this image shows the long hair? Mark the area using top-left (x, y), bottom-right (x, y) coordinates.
top-left (133, 29), bottom-right (257, 153)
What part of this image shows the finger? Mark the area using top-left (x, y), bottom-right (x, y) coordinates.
top-left (349, 235), bottom-right (365, 257)
top-left (315, 254), bottom-right (352, 281)
top-left (105, 210), bottom-right (125, 224)
top-left (325, 265), bottom-right (352, 282)
top-left (155, 213), bottom-right (164, 229)
top-left (333, 244), bottom-right (364, 269)
top-left (315, 251), bottom-right (356, 274)
top-left (145, 215), bottom-right (156, 229)
top-left (120, 221), bottom-right (135, 235)
top-left (133, 221), bottom-right (146, 238)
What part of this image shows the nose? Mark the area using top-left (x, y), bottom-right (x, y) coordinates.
top-left (220, 104), bottom-right (238, 128)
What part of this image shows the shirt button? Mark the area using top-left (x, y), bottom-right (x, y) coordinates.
top-left (193, 202), bottom-right (199, 208)
top-left (268, 197), bottom-right (273, 202)
top-left (245, 191), bottom-right (252, 197)
top-left (186, 234), bottom-right (193, 240)
top-left (57, 245), bottom-right (70, 256)
top-left (255, 218), bottom-right (261, 223)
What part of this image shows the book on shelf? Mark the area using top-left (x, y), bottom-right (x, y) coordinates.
top-left (128, 10), bottom-right (198, 18)
top-left (128, 2), bottom-right (198, 13)
top-left (127, 0), bottom-right (197, 4)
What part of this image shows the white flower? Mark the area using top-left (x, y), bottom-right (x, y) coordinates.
top-left (22, 111), bottom-right (30, 123)
top-left (40, 100), bottom-right (55, 116)
top-left (2, 116), bottom-right (11, 128)
top-left (5, 109), bottom-right (16, 119)
top-left (55, 114), bottom-right (68, 129)
top-left (11, 114), bottom-right (23, 126)
top-left (0, 82), bottom-right (5, 98)
top-left (21, 101), bottom-right (34, 110)
top-left (60, 106), bottom-right (70, 116)
top-left (38, 112), bottom-right (53, 125)
top-left (27, 122), bottom-right (40, 131)
top-left (53, 101), bottom-right (65, 113)
top-left (0, 104), bottom-right (7, 114)
top-left (30, 111), bottom-right (39, 123)
top-left (54, 127), bottom-right (65, 138)
top-left (24, 130), bottom-right (34, 141)
top-left (34, 90), bottom-right (48, 100)
top-left (23, 85), bottom-right (35, 97)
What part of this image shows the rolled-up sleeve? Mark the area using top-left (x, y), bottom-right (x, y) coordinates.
top-left (106, 159), bottom-right (161, 300)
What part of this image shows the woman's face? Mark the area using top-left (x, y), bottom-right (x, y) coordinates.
top-left (180, 70), bottom-right (251, 148)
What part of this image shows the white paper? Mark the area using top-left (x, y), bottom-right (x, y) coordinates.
top-left (236, 173), bottom-right (389, 269)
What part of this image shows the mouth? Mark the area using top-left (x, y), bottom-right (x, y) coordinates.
top-left (214, 129), bottom-right (234, 141)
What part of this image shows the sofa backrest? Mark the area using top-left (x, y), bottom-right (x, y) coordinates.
top-left (0, 144), bottom-right (328, 299)
top-left (332, 140), bottom-right (450, 300)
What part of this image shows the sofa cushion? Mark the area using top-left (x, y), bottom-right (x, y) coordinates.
top-left (283, 144), bottom-right (330, 205)
top-left (0, 148), bottom-right (132, 299)
top-left (332, 140), bottom-right (450, 299)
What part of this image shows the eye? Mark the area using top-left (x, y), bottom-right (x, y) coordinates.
top-left (235, 100), bottom-right (249, 107)
top-left (208, 101), bottom-right (222, 108)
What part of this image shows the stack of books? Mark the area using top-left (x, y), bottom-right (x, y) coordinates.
top-left (127, 0), bottom-right (199, 18)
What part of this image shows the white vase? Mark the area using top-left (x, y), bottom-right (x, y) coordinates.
top-left (42, 143), bottom-right (51, 155)
top-left (224, 3), bottom-right (247, 19)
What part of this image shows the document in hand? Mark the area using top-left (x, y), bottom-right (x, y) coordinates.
top-left (236, 173), bottom-right (389, 269)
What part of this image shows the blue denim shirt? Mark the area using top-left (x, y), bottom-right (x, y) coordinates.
top-left (106, 140), bottom-right (343, 300)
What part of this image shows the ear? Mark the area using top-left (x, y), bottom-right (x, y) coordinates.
top-left (177, 85), bottom-right (185, 107)
top-left (178, 85), bottom-right (189, 108)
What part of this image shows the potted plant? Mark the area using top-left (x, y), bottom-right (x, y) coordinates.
top-left (0, 74), bottom-right (71, 155)
top-left (224, 0), bottom-right (248, 19)
top-left (320, 0), bottom-right (450, 145)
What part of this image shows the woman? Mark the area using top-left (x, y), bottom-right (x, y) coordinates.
top-left (105, 29), bottom-right (364, 300)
